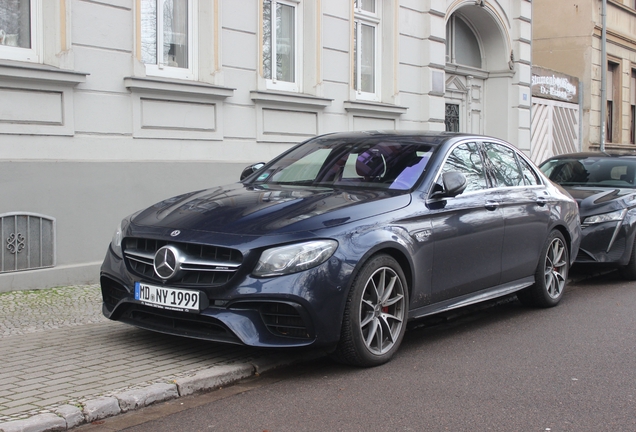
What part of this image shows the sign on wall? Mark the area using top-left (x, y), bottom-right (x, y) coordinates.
top-left (532, 66), bottom-right (579, 102)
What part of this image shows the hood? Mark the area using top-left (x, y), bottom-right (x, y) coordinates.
top-left (130, 183), bottom-right (411, 236)
top-left (563, 186), bottom-right (636, 216)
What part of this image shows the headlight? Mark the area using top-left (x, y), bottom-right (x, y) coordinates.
top-left (583, 209), bottom-right (626, 225)
top-left (110, 218), bottom-right (129, 258)
top-left (253, 240), bottom-right (338, 277)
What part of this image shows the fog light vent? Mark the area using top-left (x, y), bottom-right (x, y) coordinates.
top-left (1, 213), bottom-right (55, 273)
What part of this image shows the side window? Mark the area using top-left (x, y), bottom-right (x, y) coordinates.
top-left (483, 142), bottom-right (524, 187)
top-left (518, 156), bottom-right (540, 186)
top-left (141, 0), bottom-right (195, 80)
top-left (440, 142), bottom-right (488, 193)
top-left (0, 0), bottom-right (39, 63)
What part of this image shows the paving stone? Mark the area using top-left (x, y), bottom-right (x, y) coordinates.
top-left (0, 284), bottom-right (285, 425)
top-left (2, 398), bottom-right (41, 409)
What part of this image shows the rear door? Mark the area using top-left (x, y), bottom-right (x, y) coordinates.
top-left (482, 141), bottom-right (551, 283)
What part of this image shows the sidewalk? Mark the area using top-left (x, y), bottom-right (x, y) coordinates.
top-left (0, 285), bottom-right (311, 432)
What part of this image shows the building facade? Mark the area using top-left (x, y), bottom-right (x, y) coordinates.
top-left (0, 0), bottom-right (532, 291)
top-left (533, 0), bottom-right (636, 151)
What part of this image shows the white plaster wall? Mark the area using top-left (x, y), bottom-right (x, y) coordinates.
top-left (0, 0), bottom-right (532, 291)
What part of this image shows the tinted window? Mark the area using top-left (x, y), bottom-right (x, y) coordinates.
top-left (440, 142), bottom-right (487, 192)
top-left (541, 157), bottom-right (636, 188)
top-left (483, 142), bottom-right (524, 187)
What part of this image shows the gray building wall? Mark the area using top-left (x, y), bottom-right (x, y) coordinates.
top-left (0, 0), bottom-right (532, 292)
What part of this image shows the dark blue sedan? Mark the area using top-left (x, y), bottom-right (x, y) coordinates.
top-left (100, 131), bottom-right (581, 367)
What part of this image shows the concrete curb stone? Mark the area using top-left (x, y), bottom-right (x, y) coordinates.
top-left (0, 413), bottom-right (66, 432)
top-left (115, 383), bottom-right (179, 413)
top-left (82, 397), bottom-right (120, 423)
top-left (174, 363), bottom-right (255, 397)
top-left (53, 406), bottom-right (83, 430)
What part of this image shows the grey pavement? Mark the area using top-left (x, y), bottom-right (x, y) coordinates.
top-left (0, 285), bottom-right (312, 432)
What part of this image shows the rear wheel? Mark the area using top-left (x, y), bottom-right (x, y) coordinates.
top-left (517, 230), bottom-right (569, 308)
top-left (332, 254), bottom-right (408, 367)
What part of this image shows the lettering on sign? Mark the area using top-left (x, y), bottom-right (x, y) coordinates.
top-left (531, 67), bottom-right (579, 102)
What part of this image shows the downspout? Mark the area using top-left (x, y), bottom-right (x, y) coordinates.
top-left (600, 0), bottom-right (607, 152)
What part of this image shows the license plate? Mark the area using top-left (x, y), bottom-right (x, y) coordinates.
top-left (134, 282), bottom-right (201, 313)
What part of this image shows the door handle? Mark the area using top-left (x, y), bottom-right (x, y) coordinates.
top-left (485, 200), bottom-right (499, 211)
top-left (536, 197), bottom-right (547, 207)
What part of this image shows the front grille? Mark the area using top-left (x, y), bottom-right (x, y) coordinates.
top-left (123, 238), bottom-right (243, 287)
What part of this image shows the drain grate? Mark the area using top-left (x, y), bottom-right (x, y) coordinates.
top-left (1, 213), bottom-right (55, 273)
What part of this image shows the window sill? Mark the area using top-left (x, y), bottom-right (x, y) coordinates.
top-left (344, 101), bottom-right (407, 116)
top-left (124, 76), bottom-right (234, 99)
top-left (0, 60), bottom-right (87, 85)
top-left (250, 91), bottom-right (332, 108)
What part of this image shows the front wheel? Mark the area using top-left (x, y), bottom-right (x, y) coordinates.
top-left (517, 230), bottom-right (569, 308)
top-left (332, 254), bottom-right (408, 367)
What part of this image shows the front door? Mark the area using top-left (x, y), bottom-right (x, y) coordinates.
top-left (428, 141), bottom-right (504, 302)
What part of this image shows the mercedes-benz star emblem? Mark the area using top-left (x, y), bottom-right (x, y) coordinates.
top-left (153, 245), bottom-right (182, 280)
top-left (170, 230), bottom-right (181, 237)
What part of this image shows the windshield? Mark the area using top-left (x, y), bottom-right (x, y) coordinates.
top-left (541, 157), bottom-right (636, 188)
top-left (249, 136), bottom-right (437, 191)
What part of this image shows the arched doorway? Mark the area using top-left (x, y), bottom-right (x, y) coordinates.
top-left (445, 3), bottom-right (511, 136)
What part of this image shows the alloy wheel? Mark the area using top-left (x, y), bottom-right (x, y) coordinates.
top-left (544, 237), bottom-right (567, 299)
top-left (358, 266), bottom-right (406, 355)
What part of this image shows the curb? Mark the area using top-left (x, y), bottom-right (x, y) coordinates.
top-left (0, 351), bottom-right (317, 432)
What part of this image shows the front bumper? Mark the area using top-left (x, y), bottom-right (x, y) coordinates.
top-left (100, 245), bottom-right (351, 349)
top-left (576, 220), bottom-right (635, 265)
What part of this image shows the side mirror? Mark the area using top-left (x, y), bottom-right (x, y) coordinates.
top-left (430, 171), bottom-right (467, 199)
top-left (240, 162), bottom-right (266, 181)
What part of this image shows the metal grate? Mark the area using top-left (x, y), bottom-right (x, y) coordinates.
top-left (1, 213), bottom-right (56, 273)
top-left (260, 302), bottom-right (310, 339)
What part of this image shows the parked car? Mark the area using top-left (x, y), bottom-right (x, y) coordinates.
top-left (540, 151), bottom-right (636, 279)
top-left (100, 131), bottom-right (580, 367)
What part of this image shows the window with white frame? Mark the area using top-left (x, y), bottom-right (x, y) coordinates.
top-left (141, 0), bottom-right (195, 80)
top-left (353, 0), bottom-right (379, 101)
top-left (263, 0), bottom-right (298, 92)
top-left (0, 0), bottom-right (39, 62)
top-left (446, 14), bottom-right (481, 69)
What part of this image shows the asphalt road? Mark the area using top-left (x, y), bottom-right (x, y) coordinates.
top-left (76, 269), bottom-right (636, 432)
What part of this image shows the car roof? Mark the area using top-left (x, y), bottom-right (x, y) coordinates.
top-left (312, 130), bottom-right (509, 146)
top-left (544, 150), bottom-right (636, 161)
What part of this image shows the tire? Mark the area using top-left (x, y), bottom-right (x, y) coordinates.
top-left (517, 230), bottom-right (569, 308)
top-left (618, 236), bottom-right (636, 280)
top-left (332, 254), bottom-right (409, 367)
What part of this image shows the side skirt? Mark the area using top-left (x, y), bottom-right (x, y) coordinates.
top-left (408, 277), bottom-right (534, 320)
